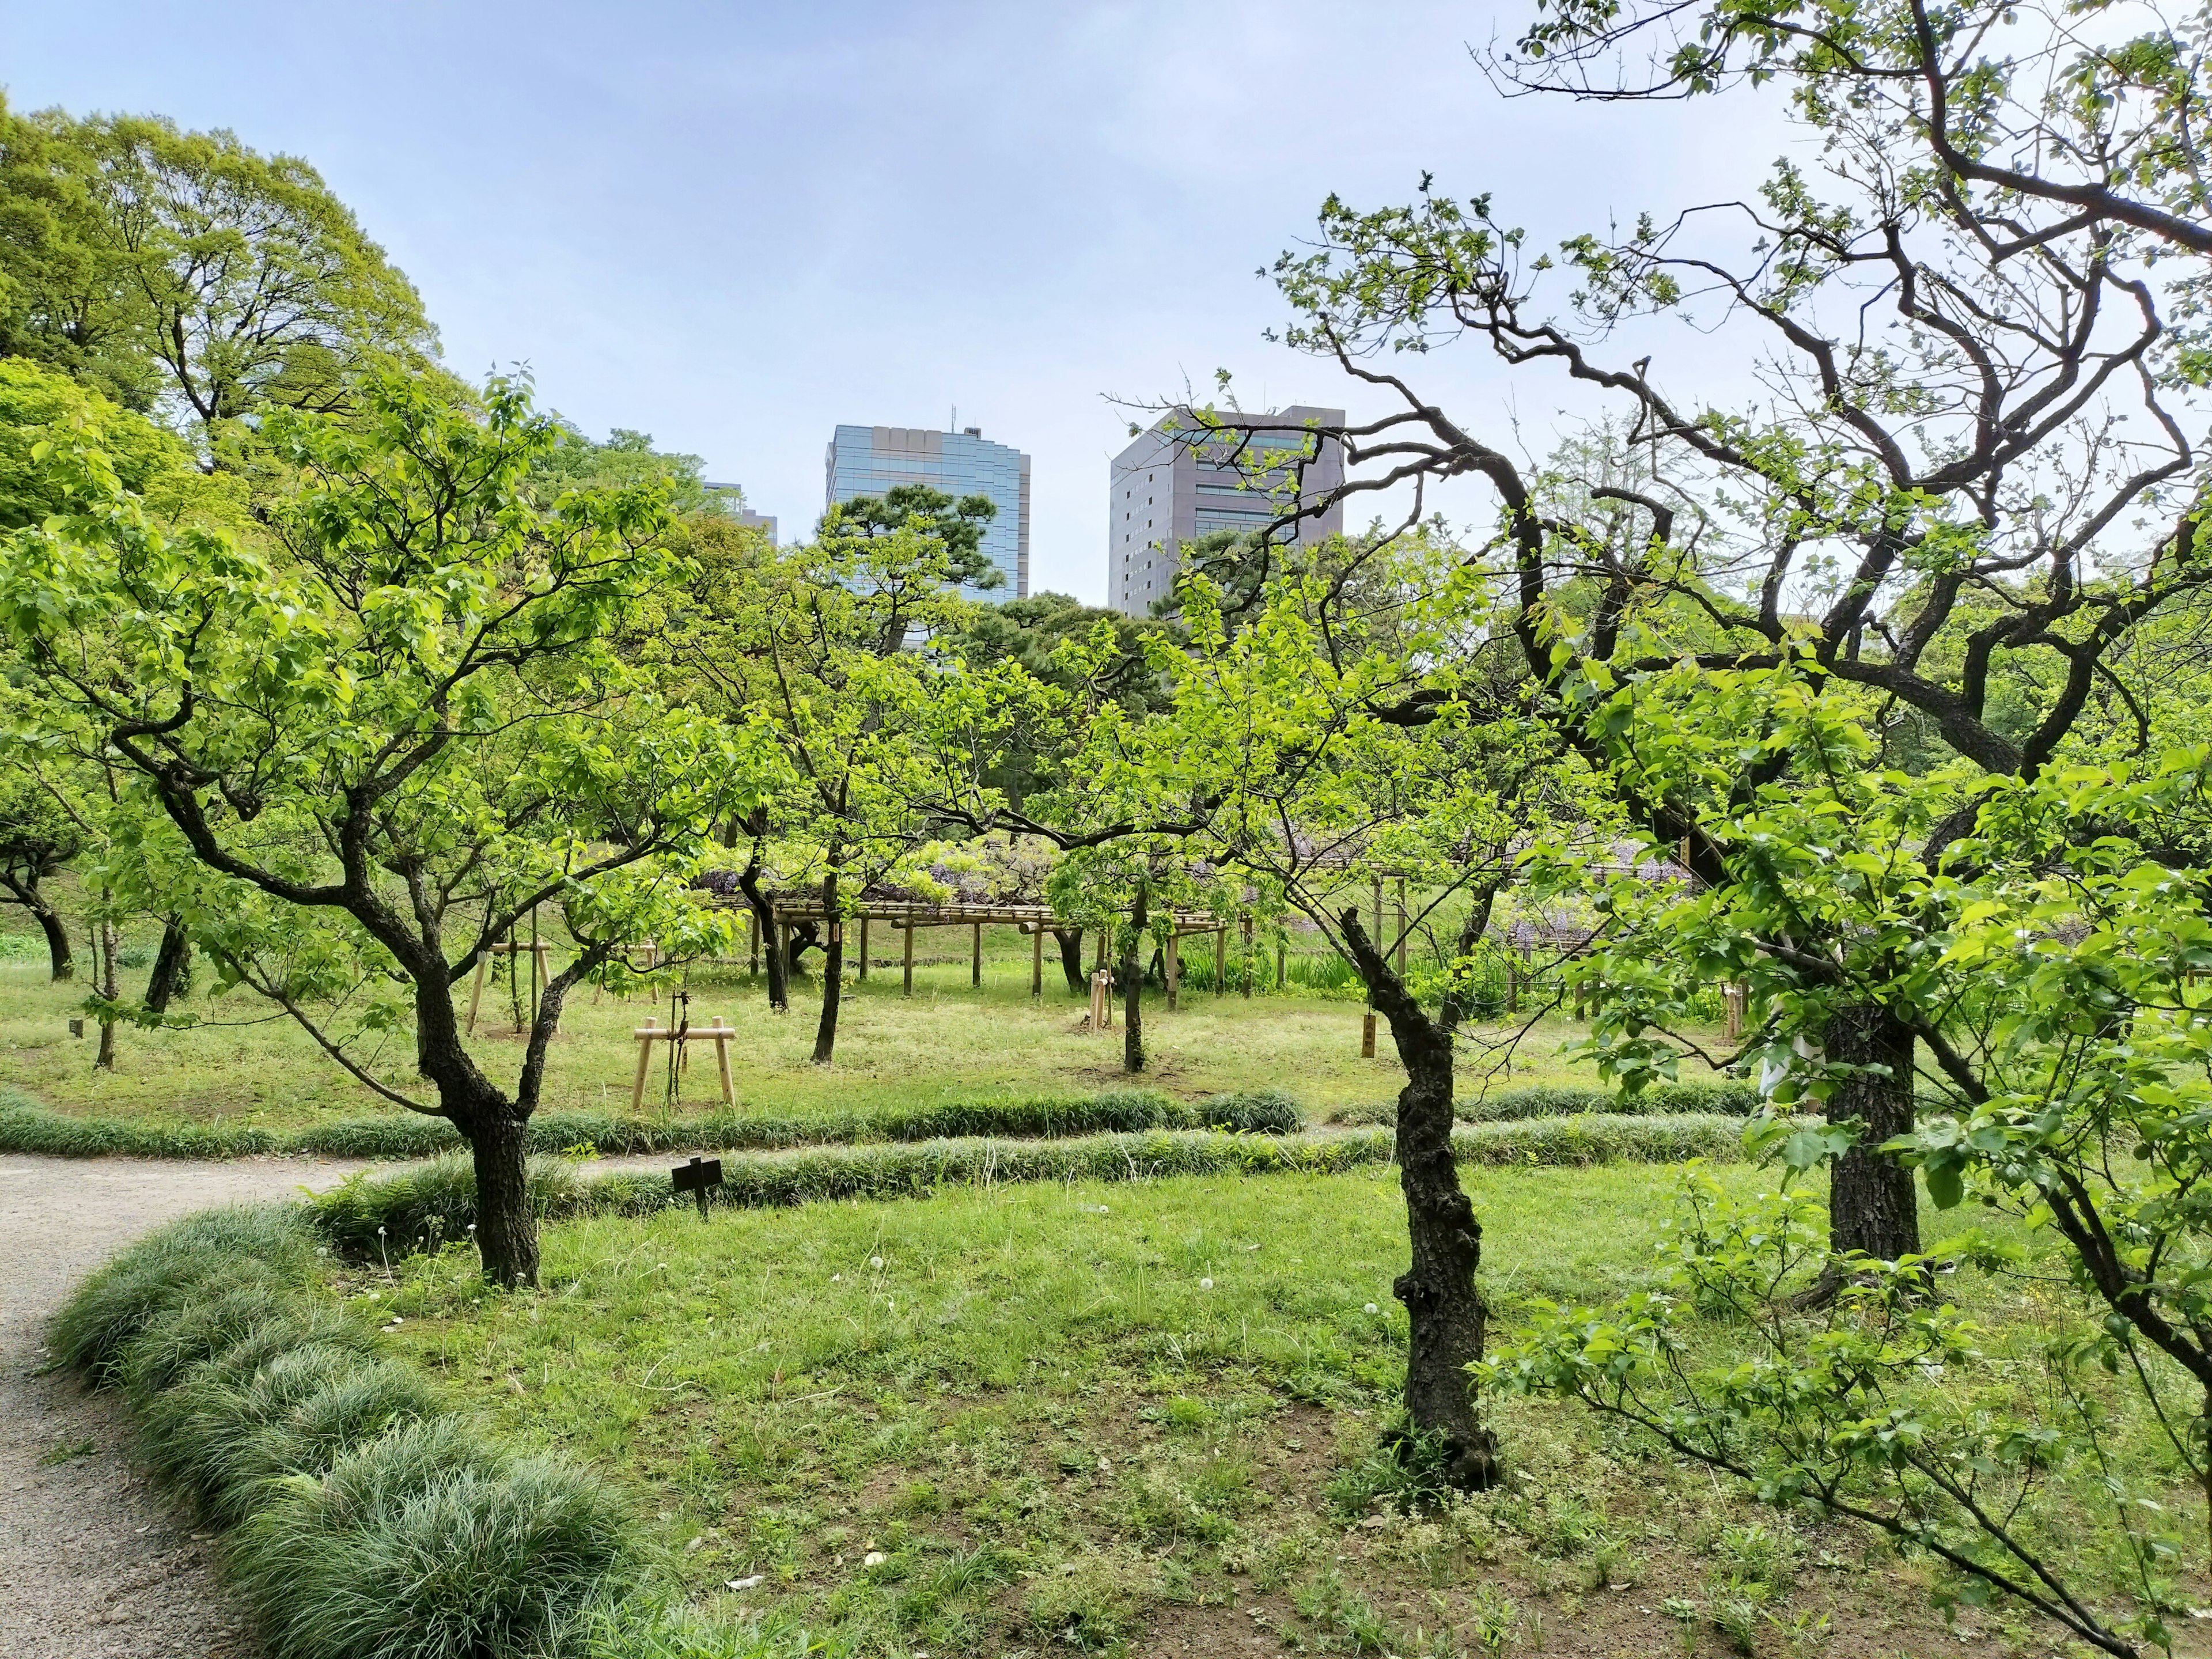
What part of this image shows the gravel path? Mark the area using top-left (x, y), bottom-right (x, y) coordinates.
top-left (0, 1153), bottom-right (369, 1658)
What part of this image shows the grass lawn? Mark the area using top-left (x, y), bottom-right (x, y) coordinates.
top-left (368, 1163), bottom-right (2196, 1659)
top-left (0, 914), bottom-right (1693, 1134)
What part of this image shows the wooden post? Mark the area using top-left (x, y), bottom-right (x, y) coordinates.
top-left (902, 912), bottom-right (915, 997)
top-left (1089, 966), bottom-right (1109, 1029)
top-left (1167, 931), bottom-right (1180, 1011)
top-left (631, 1015), bottom-right (657, 1111)
top-left (1276, 935), bottom-right (1286, 991)
top-left (708, 1017), bottom-right (735, 1104)
top-left (858, 914), bottom-right (869, 982)
top-left (1031, 922), bottom-right (1044, 997)
top-left (1361, 1011), bottom-right (1377, 1058)
top-left (971, 921), bottom-right (982, 988)
top-left (1241, 915), bottom-right (1254, 999)
top-left (748, 912), bottom-right (759, 975)
top-left (1215, 925), bottom-right (1226, 994)
top-left (1722, 982), bottom-right (1746, 1043)
top-left (1372, 876), bottom-right (1383, 951)
top-left (1507, 960), bottom-right (1519, 1016)
top-left (1395, 878), bottom-right (1408, 977)
top-left (467, 952), bottom-right (491, 1036)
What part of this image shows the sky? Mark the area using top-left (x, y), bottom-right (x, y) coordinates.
top-left (1, 1), bottom-right (1787, 603)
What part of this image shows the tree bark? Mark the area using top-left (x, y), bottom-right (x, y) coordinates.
top-left (142, 916), bottom-right (192, 1013)
top-left (813, 867), bottom-right (843, 1065)
top-left (737, 859), bottom-right (788, 1013)
top-left (1123, 887), bottom-right (1146, 1074)
top-left (465, 1109), bottom-right (538, 1289)
top-left (1342, 908), bottom-right (1498, 1491)
top-left (1823, 1000), bottom-right (1921, 1262)
top-left (0, 870), bottom-right (72, 980)
top-left (785, 920), bottom-right (822, 976)
top-left (1054, 926), bottom-right (1086, 993)
top-left (94, 917), bottom-right (118, 1071)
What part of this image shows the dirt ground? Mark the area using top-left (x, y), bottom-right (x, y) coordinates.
top-left (0, 1152), bottom-right (366, 1658)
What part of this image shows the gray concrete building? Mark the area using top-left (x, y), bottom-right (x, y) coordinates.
top-left (1108, 406), bottom-right (1344, 617)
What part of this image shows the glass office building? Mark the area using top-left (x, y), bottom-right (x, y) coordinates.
top-left (823, 424), bottom-right (1032, 599)
top-left (1107, 406), bottom-right (1344, 618)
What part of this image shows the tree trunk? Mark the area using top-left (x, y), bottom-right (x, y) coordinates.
top-left (94, 916), bottom-right (118, 1071)
top-left (1054, 926), bottom-right (1086, 993)
top-left (418, 958), bottom-right (540, 1287)
top-left (813, 869), bottom-right (843, 1066)
top-left (464, 1109), bottom-right (538, 1289)
top-left (1823, 1000), bottom-right (1921, 1262)
top-left (785, 920), bottom-right (821, 976)
top-left (737, 861), bottom-right (788, 1013)
top-left (143, 916), bottom-right (192, 1013)
top-left (1123, 888), bottom-right (1146, 1074)
top-left (1343, 908), bottom-right (1498, 1491)
top-left (1, 870), bottom-right (73, 980)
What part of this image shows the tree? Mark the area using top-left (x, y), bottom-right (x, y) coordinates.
top-left (0, 762), bottom-right (80, 978)
top-left (823, 484), bottom-right (1001, 607)
top-left (0, 101), bottom-right (435, 444)
top-left (1191, 0), bottom-right (2212, 1274)
top-left (664, 518), bottom-right (1014, 1062)
top-left (0, 366), bottom-right (772, 1285)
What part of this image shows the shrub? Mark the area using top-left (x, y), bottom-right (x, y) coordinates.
top-left (145, 1342), bottom-right (438, 1524)
top-left (230, 1416), bottom-right (637, 1659)
top-left (48, 1204), bottom-right (317, 1379)
top-left (117, 1264), bottom-right (316, 1402)
top-left (1459, 1080), bottom-right (1764, 1122)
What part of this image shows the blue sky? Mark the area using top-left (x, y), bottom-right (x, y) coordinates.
top-left (3, 2), bottom-right (1778, 601)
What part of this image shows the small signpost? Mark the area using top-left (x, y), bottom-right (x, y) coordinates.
top-left (672, 1155), bottom-right (724, 1220)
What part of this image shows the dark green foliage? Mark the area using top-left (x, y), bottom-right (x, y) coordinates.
top-left (51, 1204), bottom-right (649, 1659)
top-left (230, 1416), bottom-right (635, 1659)
top-left (0, 1087), bottom-right (1306, 1162)
top-left (47, 1204), bottom-right (316, 1378)
top-left (1332, 1080), bottom-right (1766, 1127)
top-left (144, 1342), bottom-right (438, 1524)
top-left (0, 1094), bottom-right (283, 1157)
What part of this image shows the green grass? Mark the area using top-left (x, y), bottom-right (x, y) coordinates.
top-left (0, 1084), bottom-right (1306, 1161)
top-left (0, 907), bottom-right (1710, 1137)
top-left (297, 1116), bottom-right (1766, 1261)
top-left (364, 1163), bottom-right (2171, 1658)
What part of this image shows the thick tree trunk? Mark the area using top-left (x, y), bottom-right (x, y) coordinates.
top-left (1123, 889), bottom-right (1146, 1074)
top-left (1823, 1000), bottom-right (1921, 1262)
top-left (737, 862), bottom-right (788, 1013)
top-left (465, 1110), bottom-right (538, 1289)
top-left (1, 871), bottom-right (73, 980)
top-left (1054, 927), bottom-right (1086, 993)
top-left (785, 920), bottom-right (821, 976)
top-left (418, 961), bottom-right (540, 1287)
top-left (1343, 909), bottom-right (1498, 1491)
top-left (813, 869), bottom-right (843, 1066)
top-left (142, 916), bottom-right (192, 1013)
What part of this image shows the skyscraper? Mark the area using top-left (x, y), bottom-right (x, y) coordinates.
top-left (823, 424), bottom-right (1032, 599)
top-left (1107, 406), bottom-right (1344, 618)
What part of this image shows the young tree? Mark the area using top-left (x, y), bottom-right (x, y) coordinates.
top-left (665, 517), bottom-right (1009, 1062)
top-left (0, 762), bottom-right (79, 979)
top-left (0, 367), bottom-right (771, 1285)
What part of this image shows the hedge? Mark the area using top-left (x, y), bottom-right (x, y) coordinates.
top-left (50, 1206), bottom-right (647, 1658)
top-left (0, 1085), bottom-right (1302, 1162)
top-left (1330, 1078), bottom-right (1766, 1127)
top-left (302, 1113), bottom-right (1760, 1260)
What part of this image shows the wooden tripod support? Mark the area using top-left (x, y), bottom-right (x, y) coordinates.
top-left (467, 940), bottom-right (557, 1036)
top-left (630, 1014), bottom-right (736, 1111)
